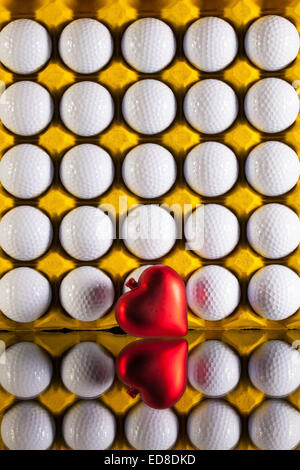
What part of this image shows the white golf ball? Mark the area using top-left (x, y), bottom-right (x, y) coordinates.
top-left (63, 400), bottom-right (116, 450)
top-left (0, 81), bottom-right (53, 136)
top-left (121, 17), bottom-right (176, 73)
top-left (125, 402), bottom-right (178, 450)
top-left (122, 79), bottom-right (176, 135)
top-left (244, 78), bottom-right (299, 133)
top-left (122, 143), bottom-right (176, 198)
top-left (248, 265), bottom-right (300, 321)
top-left (60, 81), bottom-right (114, 136)
top-left (0, 19), bottom-right (52, 74)
top-left (187, 400), bottom-right (241, 450)
top-left (59, 266), bottom-right (114, 321)
top-left (184, 16), bottom-right (238, 72)
top-left (184, 79), bottom-right (238, 134)
top-left (184, 204), bottom-right (240, 259)
top-left (59, 206), bottom-right (113, 261)
top-left (1, 401), bottom-right (55, 450)
top-left (61, 342), bottom-right (114, 397)
top-left (249, 400), bottom-right (300, 450)
top-left (245, 141), bottom-right (300, 196)
top-left (247, 203), bottom-right (300, 259)
top-left (249, 340), bottom-right (300, 397)
top-left (0, 206), bottom-right (53, 261)
top-left (0, 342), bottom-right (52, 398)
top-left (123, 265), bottom-right (153, 293)
top-left (186, 266), bottom-right (240, 321)
top-left (59, 18), bottom-right (113, 74)
top-left (184, 142), bottom-right (238, 197)
top-left (60, 144), bottom-right (114, 199)
top-left (245, 15), bottom-right (300, 71)
top-left (0, 144), bottom-right (53, 199)
top-left (0, 268), bottom-right (52, 323)
top-left (121, 204), bottom-right (176, 260)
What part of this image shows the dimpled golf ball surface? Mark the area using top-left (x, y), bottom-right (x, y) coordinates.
top-left (123, 265), bottom-right (153, 293)
top-left (0, 342), bottom-right (52, 398)
top-left (244, 78), bottom-right (299, 133)
top-left (122, 79), bottom-right (176, 134)
top-left (0, 81), bottom-right (53, 136)
top-left (0, 206), bottom-right (53, 261)
top-left (245, 141), bottom-right (300, 196)
top-left (122, 204), bottom-right (176, 260)
top-left (59, 206), bottom-right (113, 261)
top-left (183, 17), bottom-right (238, 72)
top-left (187, 400), bottom-right (241, 450)
top-left (125, 403), bottom-right (178, 450)
top-left (122, 144), bottom-right (176, 198)
top-left (247, 203), bottom-right (300, 259)
top-left (59, 18), bottom-right (113, 74)
top-left (186, 266), bottom-right (240, 321)
top-left (245, 15), bottom-right (300, 71)
top-left (59, 266), bottom-right (114, 321)
top-left (249, 340), bottom-right (300, 397)
top-left (60, 81), bottom-right (114, 136)
top-left (60, 144), bottom-right (114, 199)
top-left (248, 265), bottom-right (300, 320)
top-left (1, 401), bottom-right (55, 450)
top-left (61, 342), bottom-right (114, 397)
top-left (184, 142), bottom-right (238, 197)
top-left (0, 19), bottom-right (51, 74)
top-left (63, 401), bottom-right (116, 450)
top-left (0, 144), bottom-right (53, 199)
top-left (184, 79), bottom-right (238, 134)
top-left (249, 400), bottom-right (300, 450)
top-left (121, 17), bottom-right (176, 73)
top-left (184, 204), bottom-right (240, 259)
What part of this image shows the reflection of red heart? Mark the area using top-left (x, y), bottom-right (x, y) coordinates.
top-left (117, 338), bottom-right (188, 409)
top-left (116, 265), bottom-right (187, 337)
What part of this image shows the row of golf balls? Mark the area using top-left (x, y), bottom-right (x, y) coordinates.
top-left (0, 16), bottom-right (298, 75)
top-left (0, 141), bottom-right (299, 200)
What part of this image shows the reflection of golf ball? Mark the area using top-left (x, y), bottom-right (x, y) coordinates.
top-left (0, 342), bottom-right (52, 398)
top-left (60, 81), bottom-right (114, 136)
top-left (184, 79), bottom-right (238, 134)
top-left (0, 81), bottom-right (53, 136)
top-left (0, 19), bottom-right (51, 74)
top-left (59, 206), bottom-right (113, 261)
top-left (59, 266), bottom-right (114, 321)
top-left (59, 18), bottom-right (113, 74)
top-left (186, 266), bottom-right (240, 321)
top-left (249, 400), bottom-right (300, 450)
top-left (184, 17), bottom-right (238, 72)
top-left (63, 401), bottom-right (116, 450)
top-left (1, 401), bottom-right (55, 450)
top-left (61, 342), bottom-right (114, 397)
top-left (247, 204), bottom-right (300, 259)
top-left (185, 204), bottom-right (240, 259)
top-left (184, 142), bottom-right (238, 197)
top-left (122, 79), bottom-right (176, 134)
top-left (123, 265), bottom-right (153, 293)
top-left (121, 205), bottom-right (176, 260)
top-left (122, 144), bottom-right (176, 198)
top-left (0, 206), bottom-right (53, 261)
top-left (245, 15), bottom-right (299, 71)
top-left (0, 144), bottom-right (53, 199)
top-left (249, 340), bottom-right (300, 397)
top-left (244, 78), bottom-right (299, 133)
top-left (60, 144), bottom-right (114, 199)
top-left (248, 265), bottom-right (300, 320)
top-left (187, 400), bottom-right (241, 450)
top-left (122, 18), bottom-right (175, 73)
top-left (245, 141), bottom-right (300, 196)
top-left (125, 402), bottom-right (178, 450)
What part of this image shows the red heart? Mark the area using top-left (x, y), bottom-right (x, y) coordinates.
top-left (117, 338), bottom-right (188, 409)
top-left (116, 265), bottom-right (187, 337)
